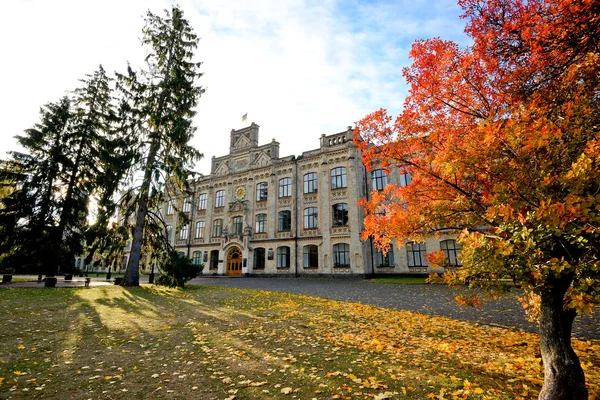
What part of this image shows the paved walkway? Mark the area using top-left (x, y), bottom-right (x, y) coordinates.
top-left (188, 277), bottom-right (600, 340)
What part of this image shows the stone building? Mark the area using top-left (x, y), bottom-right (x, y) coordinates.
top-left (126, 122), bottom-right (462, 276)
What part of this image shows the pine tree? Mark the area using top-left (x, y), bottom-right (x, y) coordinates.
top-left (118, 5), bottom-right (204, 286)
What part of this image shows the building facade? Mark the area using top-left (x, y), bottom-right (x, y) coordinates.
top-left (126, 123), bottom-right (461, 276)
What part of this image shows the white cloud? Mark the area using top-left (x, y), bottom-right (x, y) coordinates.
top-left (0, 0), bottom-right (466, 174)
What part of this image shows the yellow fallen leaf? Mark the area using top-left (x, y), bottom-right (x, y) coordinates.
top-left (281, 387), bottom-right (293, 394)
top-left (13, 371), bottom-right (22, 376)
top-left (473, 387), bottom-right (484, 395)
top-left (17, 345), bottom-right (25, 350)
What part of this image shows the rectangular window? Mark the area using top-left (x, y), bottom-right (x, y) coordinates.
top-left (197, 193), bottom-right (208, 210)
top-left (333, 243), bottom-right (350, 267)
top-left (167, 201), bottom-right (174, 215)
top-left (166, 225), bottom-right (172, 241)
top-left (441, 239), bottom-right (462, 266)
top-left (213, 219), bottom-right (223, 237)
top-left (232, 216), bottom-right (243, 235)
top-left (375, 248), bottom-right (395, 267)
top-left (195, 221), bottom-right (205, 238)
top-left (303, 172), bottom-right (318, 194)
top-left (407, 242), bottom-right (427, 267)
top-left (278, 211), bottom-right (291, 232)
top-left (277, 246), bottom-right (290, 268)
top-left (303, 245), bottom-right (318, 268)
top-left (400, 171), bottom-right (412, 187)
top-left (215, 190), bottom-right (225, 208)
top-left (256, 182), bottom-right (268, 201)
top-left (332, 203), bottom-right (349, 226)
top-left (255, 214), bottom-right (267, 233)
top-left (279, 177), bottom-right (292, 198)
top-left (253, 248), bottom-right (265, 269)
top-left (192, 251), bottom-right (202, 265)
top-left (330, 167), bottom-right (347, 189)
top-left (371, 169), bottom-right (388, 191)
top-left (210, 250), bottom-right (219, 269)
top-left (303, 207), bottom-right (318, 229)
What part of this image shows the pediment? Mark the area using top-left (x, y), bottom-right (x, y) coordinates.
top-left (252, 152), bottom-right (271, 168)
top-left (234, 134), bottom-right (250, 150)
top-left (215, 161), bottom-right (229, 176)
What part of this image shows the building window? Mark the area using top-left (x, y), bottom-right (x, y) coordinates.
top-left (197, 193), bottom-right (208, 210)
top-left (277, 246), bottom-right (290, 268)
top-left (303, 207), bottom-right (318, 229)
top-left (371, 169), bottom-right (388, 191)
top-left (375, 248), bottom-right (395, 267)
top-left (213, 219), bottom-right (223, 237)
top-left (183, 197), bottom-right (192, 212)
top-left (209, 250), bottom-right (219, 269)
top-left (333, 243), bottom-right (350, 267)
top-left (215, 190), bottom-right (225, 208)
top-left (400, 171), bottom-right (412, 187)
top-left (278, 210), bottom-right (291, 232)
top-left (303, 172), bottom-right (318, 194)
top-left (330, 167), bottom-right (347, 189)
top-left (279, 177), bottom-right (292, 198)
top-left (253, 248), bottom-right (265, 269)
top-left (440, 239), bottom-right (462, 266)
top-left (192, 251), bottom-right (202, 265)
top-left (332, 203), bottom-right (349, 226)
top-left (166, 225), bottom-right (172, 241)
top-left (167, 201), bottom-right (174, 215)
top-left (256, 182), bottom-right (268, 201)
top-left (407, 242), bottom-right (427, 267)
top-left (232, 216), bottom-right (243, 235)
top-left (179, 224), bottom-right (189, 240)
top-left (255, 213), bottom-right (267, 233)
top-left (303, 245), bottom-right (318, 268)
top-left (195, 221), bottom-right (205, 239)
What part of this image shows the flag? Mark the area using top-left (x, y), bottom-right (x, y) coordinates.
top-left (241, 113), bottom-right (247, 122)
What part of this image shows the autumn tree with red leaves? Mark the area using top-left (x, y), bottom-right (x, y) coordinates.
top-left (355, 1), bottom-right (600, 398)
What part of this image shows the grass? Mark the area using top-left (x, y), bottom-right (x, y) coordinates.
top-left (371, 276), bottom-right (428, 284)
top-left (0, 286), bottom-right (598, 399)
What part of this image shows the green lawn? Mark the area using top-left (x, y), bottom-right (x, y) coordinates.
top-left (0, 286), bottom-right (598, 399)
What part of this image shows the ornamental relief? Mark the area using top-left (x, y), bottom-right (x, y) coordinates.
top-left (276, 167), bottom-right (293, 175)
top-left (278, 198), bottom-right (291, 207)
top-left (196, 210), bottom-right (207, 217)
top-left (300, 162), bottom-right (320, 170)
top-left (214, 208), bottom-right (224, 215)
top-left (252, 233), bottom-right (267, 240)
top-left (331, 226), bottom-right (350, 234)
top-left (302, 229), bottom-right (319, 236)
top-left (331, 190), bottom-right (348, 199)
top-left (276, 232), bottom-right (292, 239)
top-left (303, 195), bottom-right (318, 203)
top-left (255, 201), bottom-right (268, 211)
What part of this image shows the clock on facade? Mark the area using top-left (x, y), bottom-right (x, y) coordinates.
top-left (235, 186), bottom-right (246, 200)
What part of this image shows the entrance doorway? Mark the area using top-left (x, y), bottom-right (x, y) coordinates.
top-left (226, 247), bottom-right (243, 276)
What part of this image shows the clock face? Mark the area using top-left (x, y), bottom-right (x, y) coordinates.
top-left (235, 186), bottom-right (246, 200)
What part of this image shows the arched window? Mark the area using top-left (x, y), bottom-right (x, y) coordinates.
top-left (278, 210), bottom-right (291, 232)
top-left (166, 225), bottom-right (172, 241)
top-left (197, 193), bottom-right (208, 210)
top-left (303, 245), bottom-right (318, 268)
top-left (179, 224), bottom-right (189, 240)
top-left (440, 239), bottom-right (462, 266)
top-left (277, 246), bottom-right (290, 268)
top-left (212, 219), bottom-right (223, 237)
top-left (232, 216), bottom-right (243, 235)
top-left (303, 172), bottom-right (318, 193)
top-left (371, 169), bottom-right (388, 191)
top-left (192, 251), bottom-right (202, 265)
top-left (330, 167), bottom-right (347, 189)
top-left (255, 214), bottom-right (267, 233)
top-left (303, 207), bottom-right (318, 229)
top-left (333, 243), bottom-right (350, 267)
top-left (209, 250), bottom-right (219, 269)
top-left (256, 182), bottom-right (268, 201)
top-left (253, 248), bottom-right (265, 270)
top-left (406, 242), bottom-right (427, 267)
top-left (279, 177), bottom-right (292, 198)
top-left (183, 197), bottom-right (192, 212)
top-left (332, 203), bottom-right (348, 226)
top-left (167, 200), bottom-right (174, 215)
top-left (195, 221), bottom-right (205, 238)
top-left (215, 190), bottom-right (225, 207)
top-left (375, 248), bottom-right (394, 267)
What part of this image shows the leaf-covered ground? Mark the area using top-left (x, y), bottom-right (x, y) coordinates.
top-left (0, 286), bottom-right (598, 399)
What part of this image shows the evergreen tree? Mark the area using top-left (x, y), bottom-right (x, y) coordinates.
top-left (118, 5), bottom-right (204, 286)
top-left (0, 97), bottom-right (72, 274)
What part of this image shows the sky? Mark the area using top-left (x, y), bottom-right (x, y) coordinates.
top-left (0, 0), bottom-right (469, 174)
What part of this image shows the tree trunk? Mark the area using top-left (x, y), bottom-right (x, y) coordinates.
top-left (538, 275), bottom-right (587, 399)
top-left (122, 142), bottom-right (159, 286)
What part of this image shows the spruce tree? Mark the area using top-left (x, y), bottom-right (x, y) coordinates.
top-left (118, 5), bottom-right (204, 286)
